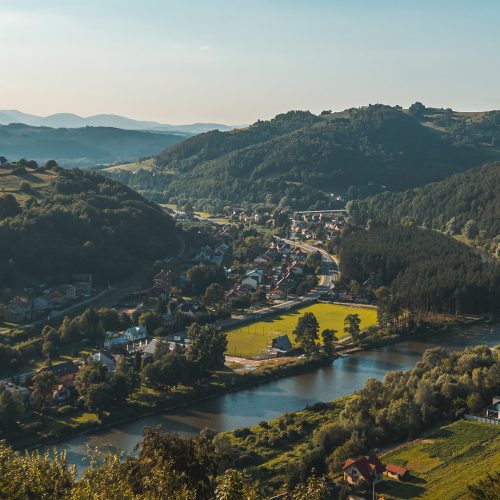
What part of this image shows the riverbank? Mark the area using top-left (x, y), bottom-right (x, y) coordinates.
top-left (15, 317), bottom-right (494, 451)
top-left (14, 353), bottom-right (335, 451)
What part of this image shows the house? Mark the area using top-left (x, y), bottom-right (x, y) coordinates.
top-left (33, 295), bottom-right (53, 312)
top-left (4, 296), bottom-right (32, 322)
top-left (245, 269), bottom-right (265, 283)
top-left (194, 246), bottom-right (223, 266)
top-left (384, 464), bottom-right (410, 481)
top-left (91, 351), bottom-right (117, 373)
top-left (153, 269), bottom-right (176, 292)
top-left (50, 285), bottom-right (77, 306)
top-left (486, 396), bottom-right (500, 419)
top-left (124, 326), bottom-right (147, 341)
top-left (73, 274), bottom-right (92, 296)
top-left (214, 243), bottom-right (229, 256)
top-left (343, 455), bottom-right (385, 486)
top-left (270, 335), bottom-right (293, 354)
top-left (0, 380), bottom-right (31, 403)
top-left (241, 277), bottom-right (258, 291)
top-left (178, 301), bottom-right (204, 317)
top-left (39, 361), bottom-right (79, 383)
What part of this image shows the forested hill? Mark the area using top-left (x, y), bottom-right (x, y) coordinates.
top-left (0, 123), bottom-right (186, 167)
top-left (108, 105), bottom-right (498, 210)
top-left (0, 166), bottom-right (178, 288)
top-left (339, 225), bottom-right (500, 315)
top-left (348, 162), bottom-right (500, 257)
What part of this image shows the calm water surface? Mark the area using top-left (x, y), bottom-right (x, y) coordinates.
top-left (39, 324), bottom-right (499, 472)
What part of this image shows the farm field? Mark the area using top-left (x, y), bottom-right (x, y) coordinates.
top-left (103, 158), bottom-right (155, 172)
top-left (225, 303), bottom-right (377, 358)
top-left (379, 420), bottom-right (500, 499)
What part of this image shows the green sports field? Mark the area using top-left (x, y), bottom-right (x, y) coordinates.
top-left (225, 303), bottom-right (377, 358)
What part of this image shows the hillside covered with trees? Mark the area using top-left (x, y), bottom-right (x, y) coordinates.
top-left (0, 166), bottom-right (178, 289)
top-left (108, 105), bottom-right (498, 210)
top-left (0, 123), bottom-right (185, 167)
top-left (348, 162), bottom-right (500, 257)
top-left (338, 225), bottom-right (500, 315)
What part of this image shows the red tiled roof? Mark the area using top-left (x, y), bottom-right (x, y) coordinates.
top-left (343, 455), bottom-right (386, 484)
top-left (385, 463), bottom-right (408, 476)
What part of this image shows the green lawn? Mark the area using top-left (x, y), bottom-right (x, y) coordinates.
top-left (226, 303), bottom-right (378, 358)
top-left (379, 420), bottom-right (500, 499)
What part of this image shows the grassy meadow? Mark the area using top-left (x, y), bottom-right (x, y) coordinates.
top-left (0, 167), bottom-right (57, 203)
top-left (379, 420), bottom-right (500, 499)
top-left (225, 303), bottom-right (378, 357)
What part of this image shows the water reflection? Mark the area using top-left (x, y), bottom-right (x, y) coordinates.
top-left (39, 323), bottom-right (500, 473)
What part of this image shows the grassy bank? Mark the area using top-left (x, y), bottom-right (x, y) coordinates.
top-left (12, 354), bottom-right (334, 451)
top-left (226, 303), bottom-right (378, 357)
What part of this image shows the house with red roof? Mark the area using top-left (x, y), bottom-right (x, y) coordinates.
top-left (343, 454), bottom-right (385, 486)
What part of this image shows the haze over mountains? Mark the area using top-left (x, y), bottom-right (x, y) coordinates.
top-left (0, 123), bottom-right (186, 167)
top-left (0, 109), bottom-right (237, 134)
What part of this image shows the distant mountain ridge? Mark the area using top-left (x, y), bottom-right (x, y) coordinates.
top-left (0, 109), bottom-right (238, 134)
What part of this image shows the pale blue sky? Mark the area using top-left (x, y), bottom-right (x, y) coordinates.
top-left (0, 0), bottom-right (499, 123)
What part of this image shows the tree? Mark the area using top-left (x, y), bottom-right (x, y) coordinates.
top-left (42, 340), bottom-right (58, 361)
top-left (291, 475), bottom-right (329, 500)
top-left (74, 360), bottom-right (112, 412)
top-left (467, 472), bottom-right (500, 500)
top-left (293, 313), bottom-right (320, 354)
top-left (409, 101), bottom-right (426, 115)
top-left (204, 283), bottom-right (225, 305)
top-left (45, 159), bottom-right (58, 169)
top-left (463, 219), bottom-right (479, 240)
top-left (184, 201), bottom-right (194, 219)
top-left (31, 370), bottom-right (57, 412)
top-left (59, 316), bottom-right (80, 344)
top-left (186, 265), bottom-right (212, 295)
top-left (0, 156), bottom-right (7, 166)
top-left (321, 329), bottom-right (338, 355)
top-left (187, 323), bottom-right (227, 376)
top-left (344, 314), bottom-right (361, 342)
top-left (215, 469), bottom-right (261, 500)
top-left (138, 311), bottom-right (158, 335)
top-left (0, 388), bottom-right (24, 431)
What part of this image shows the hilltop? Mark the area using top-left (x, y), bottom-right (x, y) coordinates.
top-left (0, 164), bottom-right (178, 288)
top-left (108, 105), bottom-right (499, 210)
top-left (0, 123), bottom-right (186, 167)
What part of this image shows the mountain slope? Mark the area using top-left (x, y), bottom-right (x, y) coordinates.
top-left (0, 167), bottom-right (178, 287)
top-left (0, 109), bottom-right (236, 133)
top-left (110, 105), bottom-right (497, 209)
top-left (0, 124), bottom-right (185, 167)
top-left (348, 162), bottom-right (500, 256)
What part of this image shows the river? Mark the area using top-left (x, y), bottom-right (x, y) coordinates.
top-left (40, 323), bottom-right (499, 473)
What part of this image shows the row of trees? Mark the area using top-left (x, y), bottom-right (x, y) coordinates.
top-left (292, 312), bottom-right (362, 355)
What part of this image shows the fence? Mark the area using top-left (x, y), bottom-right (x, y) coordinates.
top-left (464, 414), bottom-right (500, 426)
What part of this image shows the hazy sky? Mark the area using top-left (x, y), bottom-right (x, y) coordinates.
top-left (1, 0), bottom-right (499, 124)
